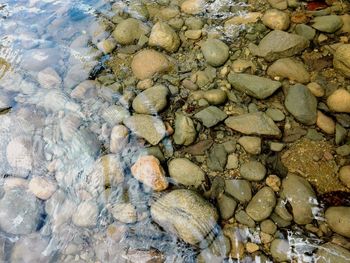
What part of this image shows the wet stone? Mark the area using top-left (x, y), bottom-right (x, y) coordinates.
top-left (72, 201), bottom-right (99, 228)
top-left (207, 144), bottom-right (227, 172)
top-left (224, 179), bottom-right (252, 203)
top-left (270, 239), bottom-right (290, 262)
top-left (132, 85), bottom-right (169, 114)
top-left (246, 186), bottom-right (276, 222)
top-left (316, 243), bottom-right (350, 263)
top-left (168, 158), bottom-right (205, 187)
top-left (194, 106), bottom-right (227, 128)
top-left (240, 161), bottom-right (266, 181)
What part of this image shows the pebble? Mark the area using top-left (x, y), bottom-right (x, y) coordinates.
top-left (235, 210), bottom-right (255, 227)
top-left (194, 106), bottom-right (227, 128)
top-left (185, 29), bottom-right (202, 40)
top-left (151, 189), bottom-right (218, 245)
top-left (102, 105), bottom-right (130, 126)
top-left (228, 72), bottom-right (281, 99)
top-left (201, 39), bottom-right (229, 67)
top-left (311, 15), bottom-right (344, 33)
top-left (316, 111), bottom-right (335, 134)
top-left (225, 179), bottom-right (252, 203)
top-left (294, 24), bottom-right (316, 40)
top-left (112, 18), bottom-right (146, 45)
top-left (181, 0), bottom-right (205, 15)
top-left (307, 82), bottom-right (324, 97)
top-left (149, 22), bottom-right (180, 52)
top-left (270, 142), bottom-right (284, 152)
top-left (335, 123), bottom-right (347, 145)
top-left (267, 0), bottom-right (287, 10)
top-left (262, 9), bottom-right (290, 31)
top-left (131, 155), bottom-right (168, 191)
top-left (280, 174), bottom-right (317, 225)
top-left (246, 242), bottom-right (259, 253)
top-left (316, 242), bottom-right (350, 263)
top-left (217, 193), bottom-right (237, 220)
top-left (137, 79), bottom-right (153, 90)
top-left (173, 112), bottom-right (196, 145)
top-left (246, 187), bottom-right (276, 221)
top-left (207, 144), bottom-right (227, 172)
top-left (260, 219), bottom-right (277, 235)
top-left (226, 153), bottom-right (239, 169)
top-left (203, 89), bottom-right (227, 105)
top-left (238, 136), bottom-right (261, 155)
top-left (225, 112), bottom-right (281, 137)
top-left (197, 235), bottom-right (230, 263)
top-left (325, 206), bottom-right (350, 238)
top-left (223, 226), bottom-right (245, 259)
top-left (285, 84), bottom-right (317, 125)
top-left (72, 201), bottom-right (99, 227)
top-left (267, 58), bottom-right (310, 83)
top-left (131, 50), bottom-right (171, 80)
top-left (168, 158), bottom-right (205, 187)
top-left (270, 239), bottom-right (290, 262)
top-left (327, 89), bottom-right (350, 113)
top-left (265, 108), bottom-right (285, 121)
top-left (37, 67), bottom-right (61, 89)
top-left (132, 84), bottom-right (169, 114)
top-left (124, 114), bottom-right (166, 145)
top-left (109, 203), bottom-right (138, 224)
top-left (339, 165), bottom-right (350, 188)
top-left (266, 174), bottom-right (281, 192)
top-left (28, 177), bottom-right (57, 200)
top-left (334, 44), bottom-right (350, 78)
top-left (110, 125), bottom-right (129, 153)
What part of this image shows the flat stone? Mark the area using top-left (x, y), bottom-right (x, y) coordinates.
top-left (194, 106), bottom-right (227, 128)
top-left (173, 112), bottom-right (197, 145)
top-left (168, 158), bottom-right (205, 187)
top-left (311, 15), bottom-right (343, 33)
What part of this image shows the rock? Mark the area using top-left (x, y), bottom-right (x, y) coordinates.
top-left (97, 37), bottom-right (117, 54)
top-left (201, 39), bottom-right (229, 67)
top-left (265, 108), bottom-right (285, 121)
top-left (149, 22), bottom-right (180, 52)
top-left (235, 210), bottom-right (255, 227)
top-left (112, 18), bottom-right (146, 45)
top-left (336, 123), bottom-right (347, 145)
top-left (0, 188), bottom-right (41, 235)
top-left (181, 0), bottom-right (205, 14)
top-left (173, 112), bottom-right (197, 145)
top-left (260, 219), bottom-right (277, 234)
top-left (132, 85), bottom-right (169, 114)
top-left (197, 235), bottom-right (230, 263)
top-left (203, 89), bottom-right (227, 105)
top-left (262, 9), bottom-right (290, 31)
top-left (270, 239), bottom-right (290, 262)
top-left (325, 206), bottom-right (350, 238)
top-left (327, 89), bottom-right (350, 113)
top-left (184, 139), bottom-right (214, 155)
top-left (207, 144), bottom-right (227, 171)
top-left (238, 136), bottom-right (261, 155)
top-left (240, 161), bottom-right (266, 181)
top-left (217, 193), bottom-right (237, 220)
top-left (267, 58), bottom-right (310, 83)
top-left (294, 24), bottom-right (316, 41)
top-left (28, 177), bottom-right (57, 200)
top-left (266, 174), bottom-right (281, 192)
top-left (267, 0), bottom-right (287, 10)
top-left (223, 226), bottom-right (245, 259)
top-left (131, 50), bottom-right (171, 80)
top-left (168, 158), bottom-right (205, 187)
top-left (226, 153), bottom-right (239, 169)
top-left (316, 111), bottom-right (335, 134)
top-left (72, 201), bottom-right (99, 227)
top-left (151, 189), bottom-right (218, 245)
top-left (339, 165), bottom-right (350, 188)
top-left (270, 142), bottom-right (284, 152)
top-left (185, 29), bottom-right (202, 40)
top-left (280, 174), bottom-right (317, 225)
top-left (246, 242), bottom-right (259, 253)
top-left (249, 30), bottom-right (309, 62)
top-left (316, 243), bottom-right (350, 263)
top-left (285, 84), bottom-right (317, 125)
top-left (246, 187), bottom-right (276, 221)
top-left (225, 112), bottom-right (281, 137)
top-left (124, 114), bottom-right (166, 145)
top-left (131, 155), bottom-right (168, 191)
top-left (194, 106), bottom-right (227, 128)
top-left (227, 72), bottom-right (281, 99)
top-left (311, 15), bottom-right (343, 33)
top-left (334, 44), bottom-right (350, 78)
top-left (102, 105), bottom-right (130, 126)
top-left (307, 82), bottom-right (324, 97)
top-left (37, 67), bottom-right (61, 89)
top-left (109, 203), bottom-right (138, 224)
top-left (225, 179), bottom-right (252, 203)
top-left (110, 125), bottom-right (129, 153)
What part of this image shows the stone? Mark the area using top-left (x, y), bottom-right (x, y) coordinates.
top-left (151, 189), bottom-right (218, 245)
top-left (72, 201), bottom-right (99, 227)
top-left (203, 89), bottom-right (227, 105)
top-left (246, 187), bottom-right (276, 221)
top-left (194, 106), bottom-right (227, 128)
top-left (240, 161), bottom-right (266, 181)
top-left (207, 144), bottom-right (227, 172)
top-left (249, 30), bottom-right (309, 62)
top-left (235, 210), bottom-right (255, 227)
top-left (109, 203), bottom-right (138, 224)
top-left (168, 158), bottom-right (205, 187)
top-left (327, 89), bottom-right (350, 113)
top-left (270, 142), bottom-right (284, 152)
top-left (266, 174), bottom-right (281, 192)
top-left (223, 226), bottom-right (245, 259)
top-left (260, 219), bottom-right (277, 234)
top-left (112, 18), bottom-right (145, 45)
top-left (337, 145), bottom-right (350, 157)
top-left (201, 39), bottom-right (229, 67)
top-left (280, 174), bottom-right (317, 225)
top-left (225, 179), bottom-right (252, 203)
top-left (336, 123), bottom-right (347, 145)
top-left (131, 50), bottom-right (171, 80)
top-left (307, 82), bottom-right (324, 97)
top-left (217, 193), bottom-right (237, 220)
top-left (316, 111), bottom-right (335, 134)
top-left (185, 29), bottom-right (202, 40)
top-left (262, 9), bottom-right (290, 31)
top-left (228, 72), bottom-right (281, 99)
top-left (131, 155), bottom-right (168, 191)
top-left (266, 108), bottom-right (285, 121)
top-left (339, 165), bottom-right (350, 188)
top-left (226, 153), bottom-right (239, 169)
top-left (285, 84), bottom-right (317, 125)
top-left (316, 243), bottom-right (350, 263)
top-left (132, 85), bottom-right (169, 114)
top-left (246, 243), bottom-right (259, 253)
top-left (124, 114), bottom-right (166, 145)
top-left (37, 67), bottom-right (61, 89)
top-left (110, 125), bottom-right (129, 153)
top-left (325, 206), bottom-right (350, 238)
top-left (294, 24), bottom-right (316, 41)
top-left (181, 0), bottom-right (205, 15)
top-left (149, 22), bottom-right (180, 52)
top-left (102, 105), bottom-right (130, 126)
top-left (267, 58), bottom-right (310, 83)
top-left (28, 177), bottom-right (57, 200)
top-left (270, 239), bottom-right (290, 262)
top-left (197, 235), bottom-right (230, 263)
top-left (173, 112), bottom-right (196, 145)
top-left (334, 44), bottom-right (350, 78)
top-left (0, 188), bottom-right (41, 235)
top-left (225, 112), bottom-right (281, 137)
top-left (268, 0), bottom-right (287, 10)
top-left (311, 15), bottom-right (343, 33)
top-left (238, 136), bottom-right (261, 155)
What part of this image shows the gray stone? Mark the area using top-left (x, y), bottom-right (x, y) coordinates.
top-left (151, 189), bottom-right (218, 245)
top-left (265, 108), bottom-right (285, 121)
top-left (102, 105), bottom-right (130, 126)
top-left (173, 112), bottom-right (197, 145)
top-left (132, 85), bottom-right (169, 114)
top-left (207, 144), bottom-right (227, 171)
top-left (249, 30), bottom-right (309, 61)
top-left (335, 123), bottom-right (347, 145)
top-left (217, 193), bottom-right (237, 220)
top-left (227, 72), bottom-right (281, 99)
top-left (294, 24), bottom-right (316, 41)
top-left (235, 210), bottom-right (255, 227)
top-left (124, 114), bottom-right (166, 145)
top-left (280, 174), bottom-right (317, 225)
top-left (267, 58), bottom-right (310, 83)
top-left (246, 187), bottom-right (276, 221)
top-left (270, 239), bottom-right (290, 262)
top-left (225, 112), bottom-right (281, 137)
top-left (168, 158), bottom-right (205, 187)
top-left (194, 106), bottom-right (227, 128)
top-left (0, 188), bottom-right (41, 235)
top-left (225, 179), bottom-right (252, 203)
top-left (325, 206), bottom-right (350, 238)
top-left (285, 84), bottom-right (317, 125)
top-left (240, 161), bottom-right (266, 181)
top-left (311, 15), bottom-right (343, 33)
top-left (201, 39), bottom-right (229, 67)
top-left (260, 219), bottom-right (277, 234)
top-left (316, 243), bottom-right (350, 263)
top-left (336, 145), bottom-right (350, 156)
top-left (238, 136), bottom-right (261, 155)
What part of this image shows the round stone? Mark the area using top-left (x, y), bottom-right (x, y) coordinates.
top-left (201, 39), bottom-right (229, 67)
top-left (246, 187), bottom-right (276, 221)
top-left (240, 161), bottom-right (266, 181)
